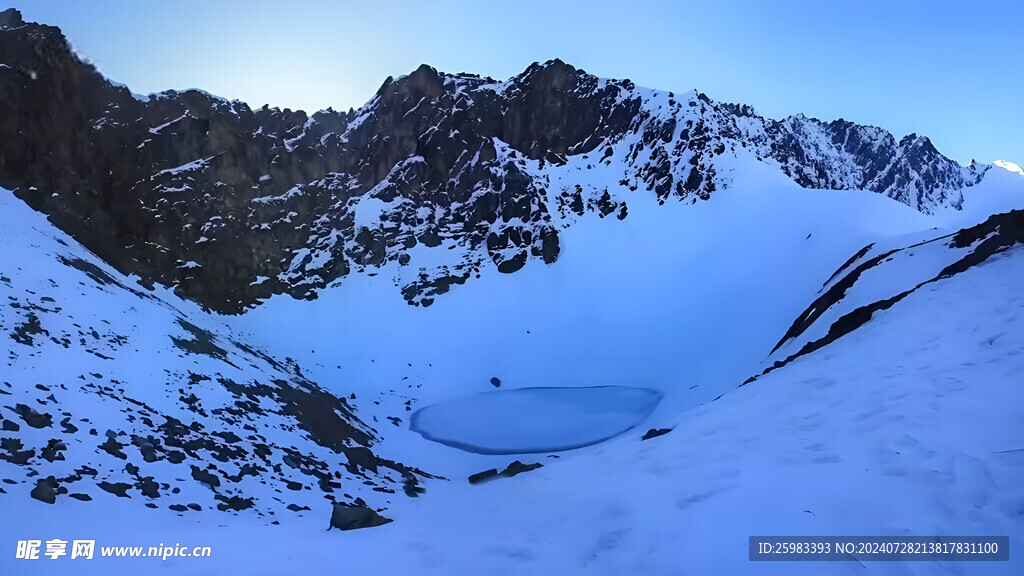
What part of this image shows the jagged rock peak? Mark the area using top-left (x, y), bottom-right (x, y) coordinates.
top-left (0, 7), bottom-right (23, 28)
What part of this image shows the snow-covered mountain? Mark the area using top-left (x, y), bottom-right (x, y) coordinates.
top-left (2, 6), bottom-right (1024, 575)
top-left (0, 8), bottom-right (1000, 314)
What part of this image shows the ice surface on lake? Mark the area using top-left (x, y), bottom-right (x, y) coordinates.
top-left (410, 386), bottom-right (664, 454)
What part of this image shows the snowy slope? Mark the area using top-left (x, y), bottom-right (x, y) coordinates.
top-left (0, 187), bottom-right (431, 526)
top-left (2, 157), bottom-right (1022, 574)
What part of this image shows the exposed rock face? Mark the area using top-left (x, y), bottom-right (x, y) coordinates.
top-left (0, 14), bottom-right (991, 313)
top-left (765, 116), bottom-right (982, 212)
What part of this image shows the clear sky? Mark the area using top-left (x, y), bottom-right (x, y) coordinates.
top-left (9, 0), bottom-right (1023, 166)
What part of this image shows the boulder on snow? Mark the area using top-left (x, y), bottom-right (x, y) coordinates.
top-left (468, 460), bottom-right (543, 485)
top-left (468, 468), bottom-right (499, 485)
top-left (328, 503), bottom-right (393, 531)
top-left (30, 476), bottom-right (60, 504)
top-left (641, 428), bottom-right (672, 440)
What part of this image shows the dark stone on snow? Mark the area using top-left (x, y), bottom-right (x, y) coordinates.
top-left (13, 404), bottom-right (51, 428)
top-left (328, 503), bottom-right (392, 531)
top-left (136, 476), bottom-right (160, 498)
top-left (469, 460), bottom-right (544, 484)
top-left (468, 468), bottom-right (499, 485)
top-left (641, 428), bottom-right (672, 440)
top-left (190, 465), bottom-right (221, 489)
top-left (342, 446), bottom-right (378, 473)
top-left (0, 437), bottom-right (34, 465)
top-left (97, 481), bottom-right (132, 498)
top-left (40, 439), bottom-right (66, 462)
top-left (215, 495), bottom-right (254, 511)
top-left (30, 476), bottom-right (60, 504)
top-left (99, 436), bottom-right (127, 459)
top-left (500, 460), bottom-right (543, 478)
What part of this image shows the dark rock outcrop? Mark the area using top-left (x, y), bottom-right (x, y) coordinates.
top-left (328, 503), bottom-right (392, 531)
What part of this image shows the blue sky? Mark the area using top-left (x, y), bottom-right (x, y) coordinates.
top-left (11, 0), bottom-right (1023, 165)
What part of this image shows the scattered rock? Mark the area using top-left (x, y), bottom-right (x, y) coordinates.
top-left (98, 436), bottom-right (127, 459)
top-left (641, 428), bottom-right (672, 440)
top-left (468, 469), bottom-right (499, 485)
top-left (215, 495), bottom-right (254, 511)
top-left (136, 476), bottom-right (160, 498)
top-left (13, 404), bottom-right (51, 428)
top-left (501, 460), bottom-right (543, 478)
top-left (0, 438), bottom-right (34, 465)
top-left (40, 439), bottom-right (67, 462)
top-left (469, 460), bottom-right (544, 484)
top-left (30, 476), bottom-right (61, 504)
top-left (97, 481), bottom-right (131, 498)
top-left (342, 446), bottom-right (378, 473)
top-left (190, 465), bottom-right (220, 489)
top-left (328, 503), bottom-right (392, 531)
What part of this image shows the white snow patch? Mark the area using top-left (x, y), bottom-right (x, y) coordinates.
top-left (993, 159), bottom-right (1024, 176)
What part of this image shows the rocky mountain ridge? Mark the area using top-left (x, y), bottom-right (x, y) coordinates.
top-left (0, 8), bottom-right (994, 312)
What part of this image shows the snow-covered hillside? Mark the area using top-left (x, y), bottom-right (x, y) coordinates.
top-left (0, 187), bottom-right (431, 524)
top-left (3, 148), bottom-right (1022, 574)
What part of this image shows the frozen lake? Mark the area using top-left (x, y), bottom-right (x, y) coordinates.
top-left (409, 386), bottom-right (664, 454)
